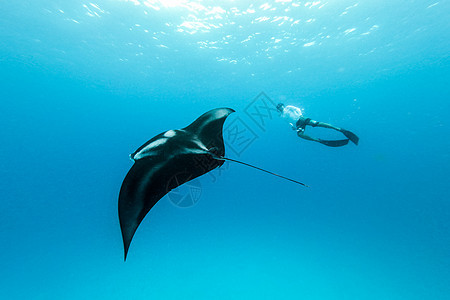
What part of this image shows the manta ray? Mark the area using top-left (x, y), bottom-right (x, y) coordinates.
top-left (119, 108), bottom-right (306, 260)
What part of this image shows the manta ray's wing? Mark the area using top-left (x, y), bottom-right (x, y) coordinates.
top-left (119, 108), bottom-right (234, 260)
top-left (119, 153), bottom-right (214, 260)
top-left (183, 107), bottom-right (235, 157)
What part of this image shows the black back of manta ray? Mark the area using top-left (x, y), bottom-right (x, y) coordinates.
top-left (119, 108), bottom-right (235, 260)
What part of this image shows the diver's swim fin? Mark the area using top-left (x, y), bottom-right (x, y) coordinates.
top-left (340, 129), bottom-right (359, 145)
top-left (318, 139), bottom-right (350, 147)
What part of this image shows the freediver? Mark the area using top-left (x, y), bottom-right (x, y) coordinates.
top-left (276, 103), bottom-right (359, 147)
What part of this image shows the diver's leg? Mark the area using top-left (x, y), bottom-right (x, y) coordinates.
top-left (309, 119), bottom-right (341, 131)
top-left (309, 119), bottom-right (359, 145)
top-left (298, 131), bottom-right (349, 147)
top-left (318, 139), bottom-right (350, 147)
top-left (297, 131), bottom-right (320, 142)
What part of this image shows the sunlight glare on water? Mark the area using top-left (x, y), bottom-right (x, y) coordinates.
top-left (95, 0), bottom-right (379, 66)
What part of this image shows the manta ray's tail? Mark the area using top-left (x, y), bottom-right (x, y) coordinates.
top-left (217, 156), bottom-right (309, 188)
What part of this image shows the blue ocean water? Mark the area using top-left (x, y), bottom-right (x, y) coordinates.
top-left (1, 0), bottom-right (449, 299)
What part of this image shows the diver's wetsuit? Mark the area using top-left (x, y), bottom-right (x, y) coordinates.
top-left (280, 106), bottom-right (359, 147)
top-left (295, 117), bottom-right (315, 130)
